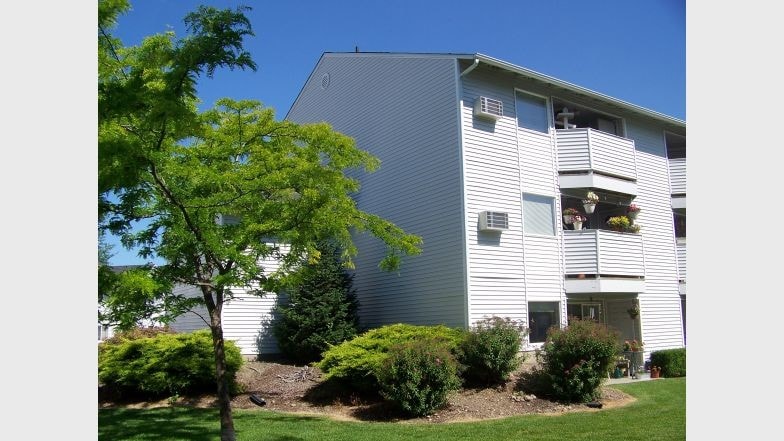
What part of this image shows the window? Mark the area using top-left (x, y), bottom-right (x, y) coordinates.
top-left (674, 213), bottom-right (686, 238)
top-left (515, 91), bottom-right (549, 133)
top-left (528, 302), bottom-right (559, 343)
top-left (567, 302), bottom-right (604, 324)
top-left (523, 193), bottom-right (556, 236)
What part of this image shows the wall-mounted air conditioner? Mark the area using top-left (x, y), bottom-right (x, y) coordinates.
top-left (479, 211), bottom-right (509, 231)
top-left (473, 96), bottom-right (503, 120)
top-left (215, 213), bottom-right (242, 226)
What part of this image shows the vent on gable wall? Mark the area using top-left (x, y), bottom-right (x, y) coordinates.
top-left (479, 211), bottom-right (509, 231)
top-left (473, 96), bottom-right (503, 120)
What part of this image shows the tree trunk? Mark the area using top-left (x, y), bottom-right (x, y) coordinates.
top-left (205, 288), bottom-right (236, 441)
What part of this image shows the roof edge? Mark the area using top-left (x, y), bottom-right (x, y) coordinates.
top-left (473, 53), bottom-right (685, 127)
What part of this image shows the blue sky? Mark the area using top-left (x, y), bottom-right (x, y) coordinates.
top-left (104, 0), bottom-right (685, 265)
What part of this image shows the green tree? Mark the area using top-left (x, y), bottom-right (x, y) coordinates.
top-left (272, 241), bottom-right (360, 363)
top-left (98, 3), bottom-right (421, 440)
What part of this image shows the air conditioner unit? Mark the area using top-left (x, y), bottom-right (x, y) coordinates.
top-left (473, 96), bottom-right (503, 120)
top-left (479, 211), bottom-right (509, 231)
top-left (215, 213), bottom-right (242, 226)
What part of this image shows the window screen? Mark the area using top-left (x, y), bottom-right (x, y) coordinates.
top-left (523, 193), bottom-right (555, 236)
top-left (515, 91), bottom-right (549, 133)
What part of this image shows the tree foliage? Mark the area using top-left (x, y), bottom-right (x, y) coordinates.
top-left (97, 2), bottom-right (421, 439)
top-left (272, 241), bottom-right (360, 363)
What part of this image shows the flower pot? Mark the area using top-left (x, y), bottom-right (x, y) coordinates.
top-left (563, 215), bottom-right (573, 224)
top-left (627, 211), bottom-right (638, 221)
top-left (583, 203), bottom-right (596, 214)
top-left (572, 221), bottom-right (582, 230)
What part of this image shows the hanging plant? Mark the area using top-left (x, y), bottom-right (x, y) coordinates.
top-left (627, 304), bottom-right (640, 319)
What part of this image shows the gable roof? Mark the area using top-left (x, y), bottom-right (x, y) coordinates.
top-left (289, 52), bottom-right (685, 129)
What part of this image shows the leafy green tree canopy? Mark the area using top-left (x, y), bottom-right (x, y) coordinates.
top-left (98, 3), bottom-right (420, 439)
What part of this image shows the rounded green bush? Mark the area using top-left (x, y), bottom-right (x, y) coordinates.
top-left (458, 316), bottom-right (527, 385)
top-left (98, 329), bottom-right (243, 399)
top-left (650, 348), bottom-right (686, 377)
top-left (377, 339), bottom-right (461, 416)
top-left (538, 319), bottom-right (620, 402)
top-left (316, 323), bottom-right (464, 391)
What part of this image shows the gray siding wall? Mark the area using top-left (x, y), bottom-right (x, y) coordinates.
top-left (626, 119), bottom-right (685, 353)
top-left (169, 284), bottom-right (209, 333)
top-left (460, 68), bottom-right (566, 334)
top-left (287, 54), bottom-right (467, 329)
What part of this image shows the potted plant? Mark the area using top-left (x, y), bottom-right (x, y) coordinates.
top-left (623, 339), bottom-right (644, 352)
top-left (582, 191), bottom-right (599, 213)
top-left (563, 207), bottom-right (579, 224)
top-left (572, 214), bottom-right (586, 230)
top-left (626, 203), bottom-right (641, 220)
top-left (650, 365), bottom-right (661, 378)
top-left (627, 303), bottom-right (640, 319)
top-left (607, 215), bottom-right (630, 232)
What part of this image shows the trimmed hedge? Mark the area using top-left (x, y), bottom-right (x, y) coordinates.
top-left (98, 329), bottom-right (243, 399)
top-left (649, 348), bottom-right (686, 377)
top-left (316, 323), bottom-right (464, 391)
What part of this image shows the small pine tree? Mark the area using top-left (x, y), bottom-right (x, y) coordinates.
top-left (272, 242), bottom-right (359, 363)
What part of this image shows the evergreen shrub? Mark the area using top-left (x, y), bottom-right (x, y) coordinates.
top-left (316, 323), bottom-right (464, 391)
top-left (272, 241), bottom-right (359, 363)
top-left (98, 329), bottom-right (243, 399)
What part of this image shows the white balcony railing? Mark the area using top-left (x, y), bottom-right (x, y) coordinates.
top-left (676, 238), bottom-right (686, 282)
top-left (669, 158), bottom-right (686, 195)
top-left (556, 128), bottom-right (637, 181)
top-left (563, 229), bottom-right (644, 277)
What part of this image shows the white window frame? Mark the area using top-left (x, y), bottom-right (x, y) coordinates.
top-left (522, 193), bottom-right (557, 236)
top-left (514, 89), bottom-right (551, 134)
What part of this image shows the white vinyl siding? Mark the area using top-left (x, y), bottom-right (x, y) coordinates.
top-left (167, 257), bottom-right (285, 356)
top-left (288, 54), bottom-right (466, 329)
top-left (626, 119), bottom-right (685, 353)
top-left (461, 67), bottom-right (565, 333)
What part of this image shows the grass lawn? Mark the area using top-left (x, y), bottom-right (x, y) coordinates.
top-left (99, 377), bottom-right (685, 440)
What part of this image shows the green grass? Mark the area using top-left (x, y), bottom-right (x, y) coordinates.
top-left (99, 378), bottom-right (685, 440)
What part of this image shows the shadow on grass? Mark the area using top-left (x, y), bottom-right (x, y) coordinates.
top-left (99, 407), bottom-right (219, 441)
top-left (99, 407), bottom-right (329, 441)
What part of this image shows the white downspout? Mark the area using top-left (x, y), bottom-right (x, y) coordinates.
top-left (460, 58), bottom-right (480, 77)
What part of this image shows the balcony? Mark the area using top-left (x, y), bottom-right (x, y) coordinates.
top-left (669, 157), bottom-right (686, 209)
top-left (676, 238), bottom-right (686, 294)
top-left (556, 128), bottom-right (638, 196)
top-left (563, 229), bottom-right (645, 293)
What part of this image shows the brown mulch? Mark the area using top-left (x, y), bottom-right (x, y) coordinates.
top-left (98, 358), bottom-right (635, 423)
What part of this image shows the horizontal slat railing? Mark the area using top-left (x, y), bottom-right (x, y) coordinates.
top-left (556, 128), bottom-right (637, 181)
top-left (676, 239), bottom-right (686, 281)
top-left (669, 158), bottom-right (686, 195)
top-left (564, 230), bottom-right (644, 277)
